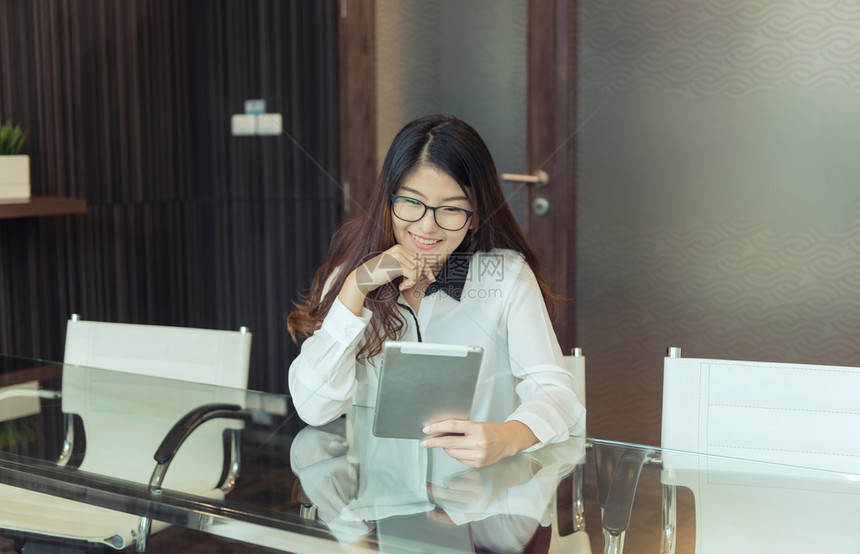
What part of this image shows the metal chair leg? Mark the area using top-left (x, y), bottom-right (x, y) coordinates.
top-left (661, 484), bottom-right (677, 554)
top-left (571, 463), bottom-right (586, 532)
top-left (604, 532), bottom-right (626, 554)
top-left (135, 516), bottom-right (151, 552)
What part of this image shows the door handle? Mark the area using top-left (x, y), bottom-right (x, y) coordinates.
top-left (501, 169), bottom-right (549, 187)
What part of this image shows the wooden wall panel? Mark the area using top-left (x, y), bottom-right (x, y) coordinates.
top-left (187, 0), bottom-right (340, 393)
top-left (0, 0), bottom-right (340, 395)
top-left (337, 0), bottom-right (377, 216)
top-left (0, 0), bottom-right (200, 360)
top-left (526, 0), bottom-right (577, 351)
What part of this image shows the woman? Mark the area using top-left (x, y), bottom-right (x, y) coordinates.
top-left (288, 114), bottom-right (584, 468)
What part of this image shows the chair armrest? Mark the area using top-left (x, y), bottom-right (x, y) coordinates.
top-left (135, 404), bottom-right (271, 552)
top-left (594, 443), bottom-right (619, 510)
top-left (150, 403), bottom-right (270, 487)
top-left (218, 428), bottom-right (242, 494)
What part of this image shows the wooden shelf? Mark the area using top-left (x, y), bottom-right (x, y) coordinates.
top-left (0, 196), bottom-right (87, 219)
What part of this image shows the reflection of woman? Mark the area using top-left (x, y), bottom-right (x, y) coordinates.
top-left (288, 114), bottom-right (584, 468)
top-left (290, 407), bottom-right (582, 553)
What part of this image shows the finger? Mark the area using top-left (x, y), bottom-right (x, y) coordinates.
top-left (442, 479), bottom-right (481, 497)
top-left (414, 258), bottom-right (428, 282)
top-left (445, 471), bottom-right (481, 489)
top-left (423, 419), bottom-right (473, 436)
top-left (392, 253), bottom-right (427, 285)
top-left (443, 449), bottom-right (482, 468)
top-left (409, 254), bottom-right (433, 283)
top-left (422, 435), bottom-right (470, 450)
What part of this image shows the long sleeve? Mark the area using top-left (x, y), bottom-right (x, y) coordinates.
top-left (502, 258), bottom-right (586, 447)
top-left (288, 296), bottom-right (373, 426)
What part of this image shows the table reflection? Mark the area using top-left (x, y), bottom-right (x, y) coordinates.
top-left (291, 406), bottom-right (586, 553)
top-left (3, 354), bottom-right (859, 554)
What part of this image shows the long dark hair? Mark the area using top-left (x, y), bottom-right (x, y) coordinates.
top-left (288, 114), bottom-right (556, 360)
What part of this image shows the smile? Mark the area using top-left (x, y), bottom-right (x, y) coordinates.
top-left (409, 233), bottom-right (442, 247)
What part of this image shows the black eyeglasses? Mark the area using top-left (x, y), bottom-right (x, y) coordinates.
top-left (390, 195), bottom-right (474, 232)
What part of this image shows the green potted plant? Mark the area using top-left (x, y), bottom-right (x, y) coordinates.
top-left (0, 415), bottom-right (38, 452)
top-left (0, 120), bottom-right (30, 201)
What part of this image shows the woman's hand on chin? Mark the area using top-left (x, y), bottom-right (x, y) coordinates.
top-left (338, 245), bottom-right (435, 315)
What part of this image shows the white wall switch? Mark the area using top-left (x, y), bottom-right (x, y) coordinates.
top-left (257, 113), bottom-right (283, 136)
top-left (244, 99), bottom-right (266, 115)
top-left (231, 114), bottom-right (256, 136)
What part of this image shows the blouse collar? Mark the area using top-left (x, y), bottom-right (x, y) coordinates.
top-left (424, 242), bottom-right (472, 302)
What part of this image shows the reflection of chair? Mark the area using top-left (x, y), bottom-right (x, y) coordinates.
top-left (550, 347), bottom-right (592, 554)
top-left (0, 315), bottom-right (252, 553)
top-left (591, 442), bottom-right (653, 554)
top-left (660, 347), bottom-right (860, 554)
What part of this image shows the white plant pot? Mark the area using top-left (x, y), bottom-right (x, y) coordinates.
top-left (0, 155), bottom-right (31, 201)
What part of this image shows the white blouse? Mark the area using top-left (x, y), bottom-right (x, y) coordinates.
top-left (288, 249), bottom-right (585, 448)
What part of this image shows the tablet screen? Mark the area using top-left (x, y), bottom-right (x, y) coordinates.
top-left (372, 341), bottom-right (484, 439)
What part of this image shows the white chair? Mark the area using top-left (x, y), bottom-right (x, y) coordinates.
top-left (660, 347), bottom-right (860, 554)
top-left (0, 315), bottom-right (252, 552)
top-left (550, 347), bottom-right (592, 554)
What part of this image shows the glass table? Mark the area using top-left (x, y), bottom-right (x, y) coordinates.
top-left (1, 354), bottom-right (858, 553)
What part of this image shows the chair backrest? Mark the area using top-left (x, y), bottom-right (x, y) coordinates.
top-left (661, 348), bottom-right (860, 474)
top-left (64, 317), bottom-right (251, 389)
top-left (61, 317), bottom-right (252, 491)
top-left (661, 350), bottom-right (860, 553)
top-left (552, 349), bottom-right (592, 554)
top-left (563, 348), bottom-right (587, 411)
top-left (563, 348), bottom-right (586, 440)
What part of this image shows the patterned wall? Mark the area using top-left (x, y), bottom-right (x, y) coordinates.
top-left (577, 0), bottom-right (860, 443)
top-left (375, 0), bottom-right (528, 223)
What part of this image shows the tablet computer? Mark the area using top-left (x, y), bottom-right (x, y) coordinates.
top-left (372, 341), bottom-right (484, 440)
